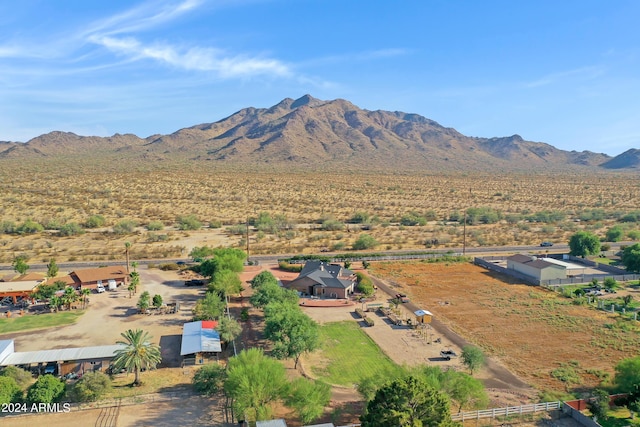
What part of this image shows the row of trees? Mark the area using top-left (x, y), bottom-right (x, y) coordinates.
top-left (569, 230), bottom-right (640, 273)
top-left (250, 271), bottom-right (319, 369)
top-left (190, 247), bottom-right (246, 347)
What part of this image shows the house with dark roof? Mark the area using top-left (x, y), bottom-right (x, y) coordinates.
top-left (506, 254), bottom-right (567, 281)
top-left (286, 261), bottom-right (356, 299)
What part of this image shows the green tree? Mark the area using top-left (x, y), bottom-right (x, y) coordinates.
top-left (192, 363), bottom-right (226, 396)
top-left (356, 272), bottom-right (375, 297)
top-left (588, 389), bottom-right (610, 420)
top-left (218, 316), bottom-right (242, 346)
top-left (209, 269), bottom-right (243, 298)
top-left (603, 277), bottom-right (617, 291)
top-left (47, 258), bottom-right (59, 278)
top-left (623, 294), bottom-right (634, 307)
top-left (461, 346), bottom-right (485, 375)
top-left (124, 241), bottom-right (132, 274)
top-left (212, 248), bottom-right (247, 272)
top-left (190, 245), bottom-right (217, 261)
top-left (70, 371), bottom-right (111, 402)
top-left (224, 348), bottom-right (288, 422)
top-left (137, 291), bottom-right (151, 312)
top-left (439, 370), bottom-right (488, 412)
top-left (26, 375), bottom-right (65, 404)
top-left (250, 271), bottom-right (278, 289)
top-left (1, 366), bottom-right (33, 389)
top-left (360, 375), bottom-right (459, 427)
top-left (192, 292), bottom-right (225, 321)
top-left (353, 234), bottom-right (379, 250)
top-left (264, 304), bottom-right (319, 369)
top-left (0, 376), bottom-right (22, 404)
top-left (152, 294), bottom-right (163, 308)
top-left (606, 225), bottom-right (624, 242)
top-left (615, 357), bottom-right (640, 393)
top-left (250, 282), bottom-right (298, 309)
top-left (129, 271), bottom-right (140, 295)
top-left (12, 256), bottom-right (29, 275)
top-left (621, 243), bottom-right (640, 273)
top-left (81, 288), bottom-right (91, 309)
top-left (61, 286), bottom-right (78, 310)
top-left (284, 378), bottom-right (331, 424)
top-left (362, 260), bottom-right (371, 269)
top-left (112, 329), bottom-right (162, 386)
top-left (569, 231), bottom-right (601, 257)
top-left (48, 295), bottom-right (62, 312)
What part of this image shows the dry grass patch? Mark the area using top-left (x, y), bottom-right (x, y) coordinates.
top-left (370, 261), bottom-right (640, 392)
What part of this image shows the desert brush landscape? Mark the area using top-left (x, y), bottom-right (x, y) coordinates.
top-left (1, 160), bottom-right (639, 263)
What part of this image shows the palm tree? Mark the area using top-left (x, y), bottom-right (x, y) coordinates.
top-left (131, 261), bottom-right (138, 273)
top-left (112, 329), bottom-right (162, 386)
top-left (61, 287), bottom-right (78, 310)
top-left (130, 271), bottom-right (140, 295)
top-left (81, 288), bottom-right (91, 309)
top-left (48, 295), bottom-right (62, 313)
top-left (124, 242), bottom-right (132, 274)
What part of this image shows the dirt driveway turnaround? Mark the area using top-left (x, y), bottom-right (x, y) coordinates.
top-left (4, 267), bottom-right (204, 367)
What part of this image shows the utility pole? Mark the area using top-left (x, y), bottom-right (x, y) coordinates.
top-left (245, 219), bottom-right (250, 259)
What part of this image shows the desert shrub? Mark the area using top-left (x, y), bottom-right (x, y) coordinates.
top-left (400, 212), bottom-right (427, 226)
top-left (628, 230), bottom-right (640, 241)
top-left (146, 221), bottom-right (164, 231)
top-left (146, 232), bottom-right (169, 242)
top-left (58, 222), bottom-right (84, 236)
top-left (352, 234), bottom-right (378, 250)
top-left (69, 371), bottom-right (111, 402)
top-left (112, 220), bottom-right (137, 235)
top-left (85, 215), bottom-right (106, 228)
top-left (321, 219), bottom-right (344, 231)
top-left (193, 364), bottom-right (226, 396)
top-left (349, 211), bottom-right (370, 224)
top-left (466, 207), bottom-right (502, 225)
top-left (606, 225), bottom-right (624, 242)
top-left (0, 220), bottom-right (17, 234)
top-left (177, 214), bottom-right (202, 230)
top-left (159, 263), bottom-right (180, 271)
top-left (209, 220), bottom-right (222, 228)
top-left (226, 224), bottom-right (246, 235)
top-left (17, 219), bottom-right (44, 234)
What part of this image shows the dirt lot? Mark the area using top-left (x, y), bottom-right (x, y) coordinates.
top-left (4, 267), bottom-right (207, 364)
top-left (370, 261), bottom-right (640, 392)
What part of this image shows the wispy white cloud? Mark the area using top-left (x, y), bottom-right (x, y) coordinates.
top-left (81, 0), bottom-right (294, 79)
top-left (524, 66), bottom-right (605, 88)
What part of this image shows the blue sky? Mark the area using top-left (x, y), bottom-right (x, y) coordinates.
top-left (2, 0), bottom-right (639, 156)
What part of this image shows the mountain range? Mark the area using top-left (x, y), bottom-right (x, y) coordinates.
top-left (1, 95), bottom-right (637, 171)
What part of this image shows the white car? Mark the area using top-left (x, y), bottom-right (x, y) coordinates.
top-left (96, 284), bottom-right (106, 293)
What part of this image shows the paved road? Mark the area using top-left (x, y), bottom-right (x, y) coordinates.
top-left (368, 273), bottom-right (531, 390)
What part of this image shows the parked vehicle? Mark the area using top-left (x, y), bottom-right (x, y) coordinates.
top-left (540, 241), bottom-right (553, 247)
top-left (96, 284), bottom-right (106, 293)
top-left (440, 349), bottom-right (457, 360)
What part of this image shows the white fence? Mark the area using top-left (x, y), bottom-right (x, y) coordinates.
top-left (451, 401), bottom-right (562, 421)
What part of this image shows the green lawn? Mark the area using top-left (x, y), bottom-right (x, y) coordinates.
top-left (599, 407), bottom-right (640, 427)
top-left (310, 321), bottom-right (397, 387)
top-left (0, 310), bottom-right (84, 334)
